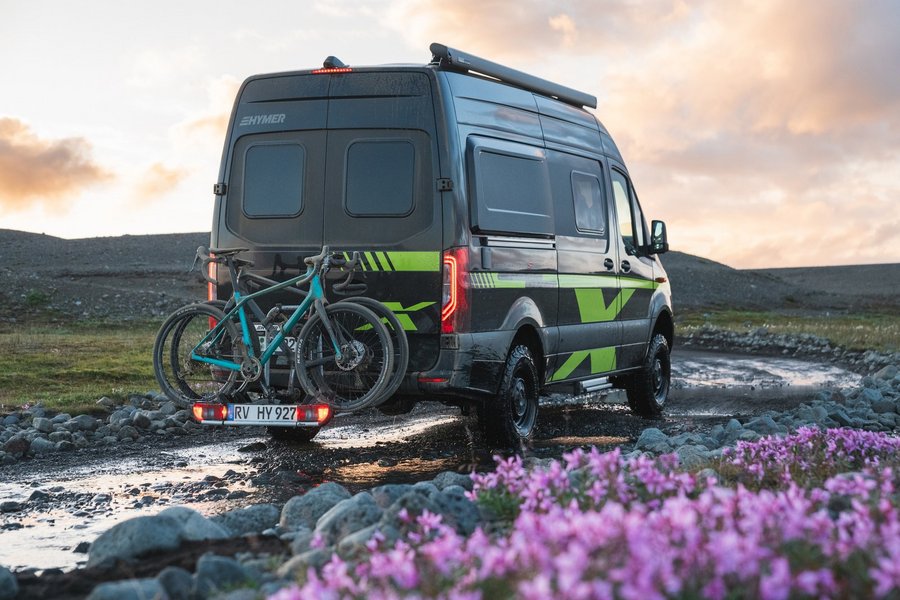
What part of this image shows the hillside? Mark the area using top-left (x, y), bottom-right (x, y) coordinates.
top-left (0, 230), bottom-right (896, 322)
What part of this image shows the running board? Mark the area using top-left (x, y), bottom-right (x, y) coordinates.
top-left (578, 377), bottom-right (613, 394)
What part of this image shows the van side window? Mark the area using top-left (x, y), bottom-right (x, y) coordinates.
top-left (345, 140), bottom-right (415, 216)
top-left (243, 144), bottom-right (305, 217)
top-left (571, 171), bottom-right (606, 236)
top-left (612, 170), bottom-right (649, 255)
top-left (468, 139), bottom-right (553, 236)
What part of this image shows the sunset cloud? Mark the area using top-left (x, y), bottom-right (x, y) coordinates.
top-left (386, 0), bottom-right (900, 267)
top-left (134, 162), bottom-right (189, 203)
top-left (0, 118), bottom-right (112, 213)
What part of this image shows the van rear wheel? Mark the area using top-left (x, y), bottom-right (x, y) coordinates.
top-left (625, 334), bottom-right (670, 418)
top-left (479, 345), bottom-right (539, 448)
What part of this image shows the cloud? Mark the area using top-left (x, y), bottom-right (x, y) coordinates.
top-left (134, 162), bottom-right (189, 204)
top-left (174, 75), bottom-right (241, 142)
top-left (386, 0), bottom-right (900, 267)
top-left (0, 118), bottom-right (112, 212)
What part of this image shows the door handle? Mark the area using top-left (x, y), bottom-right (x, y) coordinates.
top-left (603, 258), bottom-right (614, 271)
top-left (621, 260), bottom-right (631, 273)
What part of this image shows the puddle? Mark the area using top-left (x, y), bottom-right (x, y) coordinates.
top-left (671, 349), bottom-right (858, 390)
top-left (0, 440), bottom-right (258, 572)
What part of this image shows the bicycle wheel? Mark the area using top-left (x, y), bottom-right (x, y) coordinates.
top-left (153, 303), bottom-right (240, 405)
top-left (295, 303), bottom-right (393, 412)
top-left (338, 297), bottom-right (409, 405)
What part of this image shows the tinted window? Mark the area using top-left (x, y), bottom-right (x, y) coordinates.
top-left (470, 142), bottom-right (553, 236)
top-left (345, 141), bottom-right (415, 216)
top-left (572, 171), bottom-right (606, 235)
top-left (243, 144), bottom-right (304, 217)
top-left (611, 170), bottom-right (635, 254)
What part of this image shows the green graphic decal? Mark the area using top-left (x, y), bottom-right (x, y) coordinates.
top-left (343, 251), bottom-right (440, 272)
top-left (380, 302), bottom-right (436, 331)
top-left (469, 273), bottom-right (556, 289)
top-left (550, 347), bottom-right (616, 381)
top-left (574, 288), bottom-right (635, 323)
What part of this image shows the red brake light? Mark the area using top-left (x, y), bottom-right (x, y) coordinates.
top-left (207, 253), bottom-right (217, 302)
top-left (312, 67), bottom-right (352, 74)
top-left (192, 403), bottom-right (228, 421)
top-left (296, 404), bottom-right (333, 425)
top-left (441, 248), bottom-right (468, 334)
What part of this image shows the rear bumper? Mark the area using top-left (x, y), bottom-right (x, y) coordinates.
top-left (406, 331), bottom-right (509, 400)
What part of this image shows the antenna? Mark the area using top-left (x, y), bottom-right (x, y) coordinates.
top-left (429, 43), bottom-right (597, 109)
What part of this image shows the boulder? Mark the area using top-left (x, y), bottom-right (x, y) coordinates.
top-left (86, 579), bottom-right (164, 600)
top-left (213, 504), bottom-right (280, 537)
top-left (280, 482), bottom-right (351, 531)
top-left (634, 428), bottom-right (671, 452)
top-left (314, 492), bottom-right (383, 546)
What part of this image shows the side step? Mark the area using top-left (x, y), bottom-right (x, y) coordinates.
top-left (578, 377), bottom-right (613, 394)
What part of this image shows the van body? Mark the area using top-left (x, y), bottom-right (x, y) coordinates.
top-left (210, 44), bottom-right (673, 445)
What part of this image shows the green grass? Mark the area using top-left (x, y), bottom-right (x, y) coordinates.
top-left (677, 310), bottom-right (899, 353)
top-left (0, 319), bottom-right (159, 414)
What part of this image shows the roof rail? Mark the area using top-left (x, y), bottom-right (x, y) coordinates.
top-left (429, 43), bottom-right (597, 109)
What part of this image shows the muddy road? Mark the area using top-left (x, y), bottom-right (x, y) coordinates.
top-left (0, 349), bottom-right (859, 572)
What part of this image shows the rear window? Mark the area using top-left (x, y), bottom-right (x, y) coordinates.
top-left (243, 143), bottom-right (305, 218)
top-left (468, 138), bottom-right (553, 236)
top-left (345, 140), bottom-right (415, 216)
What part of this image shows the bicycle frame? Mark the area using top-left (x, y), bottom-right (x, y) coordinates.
top-left (190, 266), bottom-right (342, 375)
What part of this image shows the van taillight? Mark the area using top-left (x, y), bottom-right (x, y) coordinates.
top-left (441, 248), bottom-right (468, 334)
top-left (312, 67), bottom-right (352, 74)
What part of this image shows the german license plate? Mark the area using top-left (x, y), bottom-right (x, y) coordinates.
top-left (228, 404), bottom-right (297, 425)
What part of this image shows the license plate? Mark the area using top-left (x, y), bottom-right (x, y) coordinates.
top-left (228, 404), bottom-right (299, 425)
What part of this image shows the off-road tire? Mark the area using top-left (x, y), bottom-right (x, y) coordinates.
top-left (624, 333), bottom-right (671, 418)
top-left (479, 345), bottom-right (539, 448)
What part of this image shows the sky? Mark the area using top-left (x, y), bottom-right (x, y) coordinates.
top-left (1, 0), bottom-right (898, 269)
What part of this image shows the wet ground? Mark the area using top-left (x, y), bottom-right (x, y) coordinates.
top-left (0, 349), bottom-right (860, 573)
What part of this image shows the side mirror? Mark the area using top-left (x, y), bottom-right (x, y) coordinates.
top-left (650, 220), bottom-right (669, 254)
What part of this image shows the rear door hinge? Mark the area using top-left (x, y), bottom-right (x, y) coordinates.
top-left (436, 178), bottom-right (453, 192)
top-left (213, 183), bottom-right (227, 195)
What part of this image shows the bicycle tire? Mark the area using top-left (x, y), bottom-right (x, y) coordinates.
top-left (153, 303), bottom-right (240, 405)
top-left (294, 303), bottom-right (393, 412)
top-left (337, 296), bottom-right (409, 405)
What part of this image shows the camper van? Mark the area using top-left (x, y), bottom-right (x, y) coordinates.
top-left (209, 43), bottom-right (673, 446)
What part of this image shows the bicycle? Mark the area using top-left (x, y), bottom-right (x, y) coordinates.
top-left (153, 246), bottom-right (400, 414)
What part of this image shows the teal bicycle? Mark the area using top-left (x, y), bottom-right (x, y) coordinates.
top-left (153, 246), bottom-right (397, 414)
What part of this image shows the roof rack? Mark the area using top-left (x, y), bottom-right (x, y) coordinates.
top-left (429, 43), bottom-right (597, 109)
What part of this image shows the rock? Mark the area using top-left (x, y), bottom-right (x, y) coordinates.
top-left (874, 365), bottom-right (898, 381)
top-left (157, 506), bottom-right (230, 541)
top-left (277, 548), bottom-right (331, 578)
top-left (412, 481), bottom-right (440, 496)
top-left (314, 492), bottom-right (383, 546)
top-left (634, 427), bottom-right (671, 452)
top-left (86, 578), bottom-right (165, 600)
top-left (0, 502), bottom-right (23, 513)
top-left (56, 440), bottom-right (76, 452)
top-left (280, 482), bottom-right (351, 531)
top-left (116, 425), bottom-right (140, 441)
top-left (337, 523), bottom-right (399, 559)
top-left (192, 553), bottom-right (254, 598)
top-left (431, 487), bottom-right (480, 535)
top-left (3, 436), bottom-right (29, 458)
top-left (29, 490), bottom-right (50, 502)
top-left (32, 417), bottom-right (54, 433)
top-left (96, 396), bottom-right (116, 408)
top-left (159, 401), bottom-right (178, 416)
top-left (860, 388), bottom-right (885, 405)
top-left (381, 489), bottom-right (440, 527)
top-left (676, 445), bottom-right (710, 470)
top-left (0, 566), bottom-right (17, 600)
top-left (49, 431), bottom-right (72, 443)
top-left (87, 508), bottom-right (228, 568)
top-left (1, 415), bottom-right (19, 427)
top-left (73, 541), bottom-right (91, 554)
top-left (289, 526), bottom-right (315, 555)
top-left (828, 409), bottom-right (854, 427)
top-left (157, 566), bottom-right (193, 600)
top-left (744, 416), bottom-right (784, 436)
top-left (213, 504), bottom-right (280, 537)
top-left (432, 471), bottom-right (474, 491)
top-left (370, 484), bottom-right (414, 509)
top-left (87, 514), bottom-right (183, 568)
top-left (131, 412), bottom-right (152, 430)
top-left (29, 437), bottom-right (56, 455)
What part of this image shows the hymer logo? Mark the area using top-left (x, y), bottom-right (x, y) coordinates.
top-left (239, 113), bottom-right (286, 127)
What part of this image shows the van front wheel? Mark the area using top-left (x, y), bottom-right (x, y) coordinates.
top-left (625, 334), bottom-right (671, 418)
top-left (479, 345), bottom-right (539, 448)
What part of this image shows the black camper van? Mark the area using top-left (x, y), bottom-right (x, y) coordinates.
top-left (209, 44), bottom-right (673, 446)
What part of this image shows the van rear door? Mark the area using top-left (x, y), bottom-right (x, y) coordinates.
top-left (219, 70), bottom-right (443, 374)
